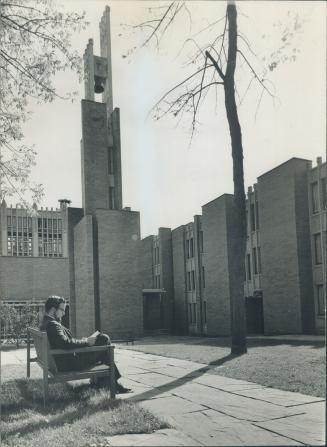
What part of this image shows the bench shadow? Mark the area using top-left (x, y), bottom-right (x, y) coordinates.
top-left (1, 378), bottom-right (122, 440)
top-left (126, 352), bottom-right (240, 403)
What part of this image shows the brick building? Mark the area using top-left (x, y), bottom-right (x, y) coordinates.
top-left (0, 200), bottom-right (69, 313)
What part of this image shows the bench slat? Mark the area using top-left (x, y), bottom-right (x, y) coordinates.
top-left (50, 346), bottom-right (111, 355)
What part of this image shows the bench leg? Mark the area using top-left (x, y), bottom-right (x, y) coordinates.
top-left (27, 332), bottom-right (31, 378)
top-left (43, 370), bottom-right (49, 407)
top-left (109, 348), bottom-right (116, 399)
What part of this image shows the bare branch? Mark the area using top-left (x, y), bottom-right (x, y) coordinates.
top-left (205, 50), bottom-right (225, 81)
top-left (141, 1), bottom-right (175, 47)
top-left (148, 63), bottom-right (216, 117)
top-left (237, 49), bottom-right (274, 97)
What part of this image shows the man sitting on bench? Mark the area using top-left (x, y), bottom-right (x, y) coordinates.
top-left (40, 295), bottom-right (131, 394)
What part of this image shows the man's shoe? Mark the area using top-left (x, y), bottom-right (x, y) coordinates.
top-left (116, 383), bottom-right (132, 394)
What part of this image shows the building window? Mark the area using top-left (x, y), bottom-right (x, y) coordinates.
top-left (321, 178), bottom-right (327, 210)
top-left (314, 233), bottom-right (322, 265)
top-left (250, 204), bottom-right (255, 232)
top-left (193, 303), bottom-right (196, 324)
top-left (316, 284), bottom-right (326, 316)
top-left (108, 147), bottom-right (114, 174)
top-left (153, 244), bottom-right (160, 266)
top-left (189, 303), bottom-right (192, 323)
top-left (187, 272), bottom-right (191, 291)
top-left (191, 270), bottom-right (196, 290)
top-left (203, 301), bottom-right (207, 324)
top-left (190, 238), bottom-right (194, 258)
top-left (6, 213), bottom-right (33, 256)
top-left (316, 285), bottom-right (325, 316)
top-left (109, 187), bottom-right (115, 209)
top-left (247, 254), bottom-right (252, 280)
top-left (257, 247), bottom-right (262, 274)
top-left (202, 266), bottom-right (205, 288)
top-left (199, 231), bottom-right (204, 253)
top-left (311, 182), bottom-right (319, 214)
top-left (37, 217), bottom-right (63, 257)
top-left (255, 201), bottom-right (259, 229)
top-left (245, 210), bottom-right (249, 236)
top-left (253, 247), bottom-right (258, 275)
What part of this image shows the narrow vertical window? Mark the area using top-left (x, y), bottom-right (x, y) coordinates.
top-left (187, 272), bottom-right (191, 291)
top-left (257, 247), bottom-right (262, 274)
top-left (321, 178), bottom-right (327, 210)
top-left (245, 210), bottom-right (249, 236)
top-left (109, 187), bottom-right (115, 209)
top-left (199, 231), bottom-right (204, 253)
top-left (255, 201), bottom-right (259, 229)
top-left (202, 266), bottom-right (205, 289)
top-left (190, 238), bottom-right (194, 258)
top-left (250, 204), bottom-right (255, 232)
top-left (193, 303), bottom-right (196, 323)
top-left (317, 285), bottom-right (325, 316)
top-left (203, 301), bottom-right (207, 324)
top-left (191, 270), bottom-right (196, 290)
top-left (247, 254), bottom-right (252, 280)
top-left (314, 233), bottom-right (322, 265)
top-left (253, 247), bottom-right (258, 275)
top-left (311, 182), bottom-right (319, 213)
top-left (108, 147), bottom-right (114, 174)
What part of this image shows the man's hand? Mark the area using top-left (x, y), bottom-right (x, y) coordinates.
top-left (87, 335), bottom-right (97, 346)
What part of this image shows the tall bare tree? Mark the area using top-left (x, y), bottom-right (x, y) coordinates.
top-left (125, 0), bottom-right (291, 353)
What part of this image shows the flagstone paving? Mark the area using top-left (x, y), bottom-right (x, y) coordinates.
top-left (115, 349), bottom-right (325, 446)
top-left (1, 345), bottom-right (325, 446)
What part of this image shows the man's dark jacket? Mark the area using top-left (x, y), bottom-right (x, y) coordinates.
top-left (40, 314), bottom-right (89, 372)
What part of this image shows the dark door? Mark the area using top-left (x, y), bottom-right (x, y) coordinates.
top-left (245, 296), bottom-right (264, 334)
top-left (143, 294), bottom-right (162, 331)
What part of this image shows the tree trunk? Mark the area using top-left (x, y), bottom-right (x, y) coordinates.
top-left (224, 1), bottom-right (247, 354)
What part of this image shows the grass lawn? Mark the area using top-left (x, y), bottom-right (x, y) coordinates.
top-left (123, 335), bottom-right (326, 397)
top-left (0, 366), bottom-right (168, 447)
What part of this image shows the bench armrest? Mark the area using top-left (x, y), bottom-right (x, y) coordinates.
top-left (49, 345), bottom-right (114, 355)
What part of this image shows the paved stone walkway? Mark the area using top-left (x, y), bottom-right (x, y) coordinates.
top-left (1, 346), bottom-right (325, 446)
top-left (112, 349), bottom-right (325, 446)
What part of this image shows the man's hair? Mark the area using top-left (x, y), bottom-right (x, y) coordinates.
top-left (45, 295), bottom-right (65, 312)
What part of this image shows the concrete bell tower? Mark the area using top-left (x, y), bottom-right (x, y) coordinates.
top-left (70, 6), bottom-right (143, 340)
top-left (81, 6), bottom-right (122, 215)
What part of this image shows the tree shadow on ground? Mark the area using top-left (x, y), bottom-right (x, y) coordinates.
top-left (132, 335), bottom-right (325, 350)
top-left (127, 352), bottom-right (240, 404)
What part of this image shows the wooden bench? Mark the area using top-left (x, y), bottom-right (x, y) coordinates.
top-left (27, 327), bottom-right (116, 406)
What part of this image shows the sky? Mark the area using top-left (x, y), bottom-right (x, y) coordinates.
top-left (20, 0), bottom-right (326, 238)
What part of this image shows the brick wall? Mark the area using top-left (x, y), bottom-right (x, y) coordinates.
top-left (0, 256), bottom-right (69, 301)
top-left (81, 100), bottom-right (110, 214)
top-left (67, 207), bottom-right (84, 335)
top-left (159, 228), bottom-right (174, 332)
top-left (140, 235), bottom-right (154, 289)
top-left (172, 225), bottom-right (188, 334)
top-left (294, 161), bottom-right (315, 333)
top-left (202, 194), bottom-right (234, 336)
top-left (96, 208), bottom-right (143, 338)
top-left (73, 215), bottom-right (96, 338)
top-left (258, 158), bottom-right (311, 334)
